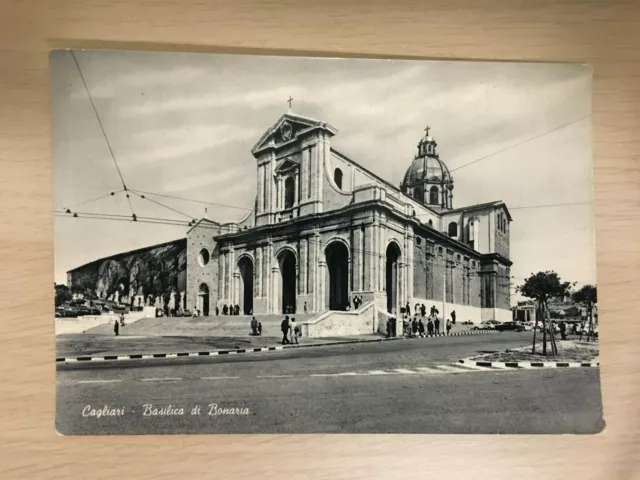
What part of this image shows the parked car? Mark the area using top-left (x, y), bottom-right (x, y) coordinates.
top-left (182, 309), bottom-right (192, 317)
top-left (461, 320), bottom-right (474, 326)
top-left (494, 321), bottom-right (525, 332)
top-left (472, 321), bottom-right (496, 331)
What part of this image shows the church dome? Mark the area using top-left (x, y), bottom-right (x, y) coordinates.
top-left (402, 154), bottom-right (452, 187)
top-left (400, 126), bottom-right (454, 211)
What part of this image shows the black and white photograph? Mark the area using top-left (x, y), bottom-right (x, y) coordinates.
top-left (52, 49), bottom-right (602, 435)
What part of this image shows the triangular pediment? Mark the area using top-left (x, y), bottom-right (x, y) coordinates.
top-left (275, 156), bottom-right (300, 173)
top-left (251, 113), bottom-right (337, 154)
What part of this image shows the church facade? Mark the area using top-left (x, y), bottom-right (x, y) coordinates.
top-left (186, 112), bottom-right (513, 323)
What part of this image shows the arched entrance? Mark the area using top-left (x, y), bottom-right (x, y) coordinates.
top-left (386, 243), bottom-right (401, 313)
top-left (238, 256), bottom-right (254, 315)
top-left (278, 249), bottom-right (297, 313)
top-left (326, 241), bottom-right (349, 310)
top-left (198, 283), bottom-right (210, 316)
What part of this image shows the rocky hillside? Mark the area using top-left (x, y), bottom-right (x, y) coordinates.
top-left (67, 238), bottom-right (187, 307)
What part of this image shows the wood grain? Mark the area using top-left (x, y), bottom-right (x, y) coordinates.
top-left (1, 0), bottom-right (639, 478)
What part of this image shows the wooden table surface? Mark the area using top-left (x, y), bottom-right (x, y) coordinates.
top-left (1, 1), bottom-right (639, 478)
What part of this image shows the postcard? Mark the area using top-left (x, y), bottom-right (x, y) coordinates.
top-left (52, 49), bottom-right (601, 434)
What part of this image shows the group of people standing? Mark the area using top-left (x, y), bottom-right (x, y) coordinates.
top-left (280, 316), bottom-right (301, 344)
top-left (216, 304), bottom-right (243, 316)
top-left (385, 304), bottom-right (456, 339)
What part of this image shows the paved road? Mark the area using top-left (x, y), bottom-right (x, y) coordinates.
top-left (56, 333), bottom-right (604, 434)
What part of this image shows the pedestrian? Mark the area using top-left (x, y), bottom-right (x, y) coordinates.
top-left (406, 302), bottom-right (411, 316)
top-left (434, 317), bottom-right (441, 335)
top-left (451, 310), bottom-right (456, 325)
top-left (290, 318), bottom-right (299, 344)
top-left (304, 301), bottom-right (308, 313)
top-left (119, 312), bottom-right (125, 327)
top-left (215, 306), bottom-right (219, 316)
top-left (412, 317), bottom-right (418, 337)
top-left (281, 316), bottom-right (290, 344)
top-left (250, 316), bottom-right (258, 336)
top-left (418, 318), bottom-right (425, 337)
top-left (113, 318), bottom-right (120, 336)
top-left (257, 321), bottom-right (262, 335)
top-left (222, 304), bottom-right (228, 315)
top-left (386, 318), bottom-right (393, 338)
top-left (446, 318), bottom-right (452, 334)
top-left (427, 318), bottom-right (434, 335)
top-left (559, 321), bottom-right (567, 340)
top-left (420, 304), bottom-right (426, 317)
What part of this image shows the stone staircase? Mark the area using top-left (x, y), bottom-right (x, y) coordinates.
top-left (84, 312), bottom-right (319, 337)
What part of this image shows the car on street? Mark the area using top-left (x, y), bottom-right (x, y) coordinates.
top-left (461, 320), bottom-right (474, 325)
top-left (472, 321), bottom-right (497, 331)
top-left (494, 321), bottom-right (526, 332)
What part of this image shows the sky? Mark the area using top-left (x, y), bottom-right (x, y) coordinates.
top-left (51, 50), bottom-right (595, 303)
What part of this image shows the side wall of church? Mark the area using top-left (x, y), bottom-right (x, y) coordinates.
top-left (186, 223), bottom-right (221, 313)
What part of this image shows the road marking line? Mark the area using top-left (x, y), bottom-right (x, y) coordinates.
top-left (141, 377), bottom-right (182, 381)
top-left (433, 365), bottom-right (466, 372)
top-left (201, 376), bottom-right (239, 380)
top-left (166, 353), bottom-right (178, 358)
top-left (77, 379), bottom-right (122, 384)
top-left (368, 370), bottom-right (392, 375)
top-left (454, 364), bottom-right (490, 371)
top-left (414, 367), bottom-right (445, 374)
top-left (90, 357), bottom-right (105, 362)
top-left (393, 368), bottom-right (417, 374)
top-left (257, 375), bottom-right (293, 378)
top-left (141, 355), bottom-right (154, 360)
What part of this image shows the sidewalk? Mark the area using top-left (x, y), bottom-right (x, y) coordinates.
top-left (55, 333), bottom-right (382, 358)
top-left (56, 328), bottom-right (494, 362)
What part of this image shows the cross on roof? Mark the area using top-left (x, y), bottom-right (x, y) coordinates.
top-left (287, 96), bottom-right (294, 109)
top-left (424, 125), bottom-right (431, 136)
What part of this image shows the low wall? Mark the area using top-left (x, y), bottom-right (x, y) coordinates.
top-left (302, 303), bottom-right (375, 338)
top-left (409, 298), bottom-right (483, 324)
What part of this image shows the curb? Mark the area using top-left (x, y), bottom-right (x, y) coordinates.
top-left (56, 329), bottom-right (497, 364)
top-left (458, 359), bottom-right (600, 369)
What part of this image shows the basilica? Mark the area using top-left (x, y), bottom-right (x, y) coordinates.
top-left (186, 111), bottom-right (513, 326)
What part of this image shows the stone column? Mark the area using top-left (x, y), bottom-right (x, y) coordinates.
top-left (310, 232), bottom-right (319, 310)
top-left (352, 228), bottom-right (361, 291)
top-left (364, 224), bottom-right (374, 291)
top-left (294, 170), bottom-right (300, 206)
top-left (406, 228), bottom-right (414, 301)
top-left (318, 258), bottom-right (326, 311)
top-left (220, 249), bottom-right (227, 300)
top-left (300, 239), bottom-right (307, 295)
top-left (256, 247), bottom-right (262, 298)
top-left (378, 223), bottom-right (385, 292)
top-left (228, 247), bottom-right (236, 304)
top-left (257, 165), bottom-right (264, 213)
top-left (271, 265), bottom-right (279, 314)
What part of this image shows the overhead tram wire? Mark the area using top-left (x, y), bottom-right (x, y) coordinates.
top-left (448, 114), bottom-right (590, 173)
top-left (62, 189), bottom-right (124, 211)
top-left (129, 191), bottom-right (195, 220)
top-left (129, 189), bottom-right (254, 212)
top-left (70, 50), bottom-right (136, 220)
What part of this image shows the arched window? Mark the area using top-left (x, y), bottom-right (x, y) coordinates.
top-left (429, 186), bottom-right (439, 205)
top-left (428, 219), bottom-right (433, 228)
top-left (448, 221), bottom-right (458, 237)
top-left (334, 168), bottom-right (343, 189)
top-left (503, 217), bottom-right (507, 232)
top-left (284, 177), bottom-right (295, 209)
top-left (413, 186), bottom-right (424, 202)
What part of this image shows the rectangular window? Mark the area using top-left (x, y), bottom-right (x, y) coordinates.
top-left (263, 167), bottom-right (268, 212)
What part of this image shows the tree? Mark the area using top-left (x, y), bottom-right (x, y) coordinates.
top-left (516, 271), bottom-right (573, 355)
top-left (54, 283), bottom-right (72, 307)
top-left (572, 285), bottom-right (597, 341)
